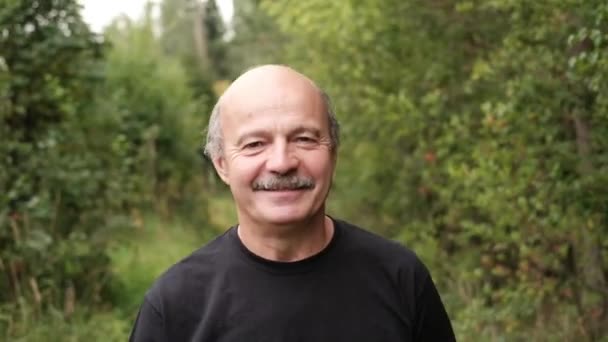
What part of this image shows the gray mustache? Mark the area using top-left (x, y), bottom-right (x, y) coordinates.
top-left (252, 175), bottom-right (315, 191)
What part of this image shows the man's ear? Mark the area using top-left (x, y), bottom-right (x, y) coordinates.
top-left (330, 148), bottom-right (339, 167)
top-left (212, 156), bottom-right (230, 185)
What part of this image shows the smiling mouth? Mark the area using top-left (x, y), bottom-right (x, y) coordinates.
top-left (258, 187), bottom-right (311, 192)
top-left (252, 175), bottom-right (315, 191)
top-left (252, 184), bottom-right (315, 192)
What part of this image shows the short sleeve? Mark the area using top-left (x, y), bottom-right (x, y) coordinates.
top-left (413, 274), bottom-right (456, 341)
top-left (129, 296), bottom-right (167, 342)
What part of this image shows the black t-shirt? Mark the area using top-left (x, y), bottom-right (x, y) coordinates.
top-left (129, 219), bottom-right (456, 341)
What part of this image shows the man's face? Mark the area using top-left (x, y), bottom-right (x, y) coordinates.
top-left (212, 74), bottom-right (336, 228)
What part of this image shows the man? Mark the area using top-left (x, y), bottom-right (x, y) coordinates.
top-left (130, 65), bottom-right (456, 341)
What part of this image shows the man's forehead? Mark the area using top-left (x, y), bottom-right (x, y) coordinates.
top-left (229, 65), bottom-right (315, 88)
top-left (222, 66), bottom-right (317, 102)
top-left (219, 66), bottom-right (322, 120)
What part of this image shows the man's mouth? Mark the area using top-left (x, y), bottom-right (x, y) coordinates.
top-left (252, 175), bottom-right (315, 191)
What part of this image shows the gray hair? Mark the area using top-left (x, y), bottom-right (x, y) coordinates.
top-left (203, 88), bottom-right (340, 160)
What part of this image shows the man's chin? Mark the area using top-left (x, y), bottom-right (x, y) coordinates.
top-left (261, 213), bottom-right (308, 226)
top-left (254, 207), bottom-right (315, 226)
top-left (255, 188), bottom-right (310, 201)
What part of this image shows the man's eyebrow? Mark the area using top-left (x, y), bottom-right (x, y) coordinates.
top-left (291, 126), bottom-right (321, 137)
top-left (235, 126), bottom-right (322, 146)
top-left (235, 130), bottom-right (267, 146)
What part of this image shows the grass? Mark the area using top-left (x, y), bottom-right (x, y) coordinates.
top-left (108, 214), bottom-right (213, 316)
top-left (6, 213), bottom-right (215, 341)
top-left (10, 308), bottom-right (129, 342)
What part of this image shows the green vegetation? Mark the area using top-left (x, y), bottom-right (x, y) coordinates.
top-left (0, 0), bottom-right (215, 339)
top-left (8, 307), bottom-right (129, 342)
top-left (6, 215), bottom-right (209, 341)
top-left (1, 0), bottom-right (607, 340)
top-left (108, 215), bottom-right (212, 317)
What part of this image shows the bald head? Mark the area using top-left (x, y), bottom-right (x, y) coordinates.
top-left (222, 65), bottom-right (318, 105)
top-left (204, 65), bottom-right (339, 160)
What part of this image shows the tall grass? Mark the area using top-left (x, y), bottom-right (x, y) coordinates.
top-left (7, 214), bottom-right (214, 341)
top-left (109, 214), bottom-right (213, 315)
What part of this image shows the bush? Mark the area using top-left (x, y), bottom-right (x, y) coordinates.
top-left (0, 1), bottom-right (213, 338)
top-left (0, 0), bottom-right (126, 326)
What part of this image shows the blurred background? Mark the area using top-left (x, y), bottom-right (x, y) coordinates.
top-left (1, 0), bottom-right (607, 340)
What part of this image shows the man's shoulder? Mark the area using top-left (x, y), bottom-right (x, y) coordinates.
top-left (335, 218), bottom-right (428, 273)
top-left (337, 219), bottom-right (417, 255)
top-left (145, 228), bottom-right (235, 301)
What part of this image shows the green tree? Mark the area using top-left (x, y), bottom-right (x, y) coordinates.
top-left (226, 0), bottom-right (286, 77)
top-left (0, 0), bottom-right (127, 336)
top-left (160, 0), bottom-right (229, 92)
top-left (1, 1), bottom-right (213, 338)
top-left (103, 6), bottom-right (209, 222)
top-left (204, 0), bottom-right (230, 79)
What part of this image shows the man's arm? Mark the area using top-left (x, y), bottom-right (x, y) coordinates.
top-left (413, 274), bottom-right (456, 341)
top-left (129, 296), bottom-right (167, 342)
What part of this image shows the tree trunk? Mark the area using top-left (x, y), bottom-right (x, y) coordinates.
top-left (572, 113), bottom-right (608, 339)
top-left (193, 0), bottom-right (209, 72)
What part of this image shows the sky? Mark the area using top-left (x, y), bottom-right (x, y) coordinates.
top-left (80, 0), bottom-right (234, 32)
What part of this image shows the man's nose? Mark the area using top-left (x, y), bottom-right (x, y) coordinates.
top-left (266, 141), bottom-right (299, 175)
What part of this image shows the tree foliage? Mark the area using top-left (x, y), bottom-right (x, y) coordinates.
top-left (160, 0), bottom-right (229, 94)
top-left (226, 0), bottom-right (287, 77)
top-left (0, 0), bottom-right (212, 338)
top-left (0, 0), bottom-right (122, 335)
top-left (103, 9), bottom-right (208, 220)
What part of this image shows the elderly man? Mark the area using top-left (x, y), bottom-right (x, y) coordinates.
top-left (130, 65), bottom-right (456, 341)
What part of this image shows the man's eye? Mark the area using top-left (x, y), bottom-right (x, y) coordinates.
top-left (244, 141), bottom-right (264, 149)
top-left (295, 136), bottom-right (315, 143)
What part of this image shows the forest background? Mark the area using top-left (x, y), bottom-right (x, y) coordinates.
top-left (1, 0), bottom-right (607, 341)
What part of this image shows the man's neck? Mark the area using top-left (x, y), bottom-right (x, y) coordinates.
top-left (237, 214), bottom-right (334, 262)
